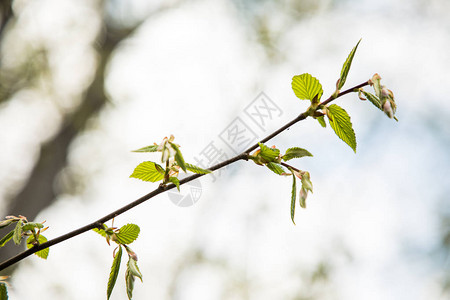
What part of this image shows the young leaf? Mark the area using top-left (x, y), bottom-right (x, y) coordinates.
top-left (127, 258), bottom-right (143, 281)
top-left (0, 231), bottom-right (14, 247)
top-left (282, 147), bottom-right (313, 161)
top-left (299, 188), bottom-right (307, 209)
top-left (107, 246), bottom-right (122, 300)
top-left (92, 228), bottom-right (107, 238)
top-left (132, 145), bottom-right (158, 153)
top-left (258, 143), bottom-right (280, 162)
top-left (0, 282), bottom-right (8, 300)
top-left (126, 258), bottom-right (143, 300)
top-left (130, 161), bottom-right (165, 182)
top-left (13, 221), bottom-right (23, 245)
top-left (21, 222), bottom-right (44, 232)
top-left (301, 171), bottom-right (313, 193)
top-left (290, 173), bottom-right (297, 225)
top-left (116, 224), bottom-right (140, 245)
top-left (26, 235), bottom-right (49, 259)
top-left (169, 177), bottom-right (180, 191)
top-left (316, 115), bottom-right (326, 128)
top-left (185, 163), bottom-right (211, 174)
top-left (0, 219), bottom-right (14, 229)
top-left (265, 162), bottom-right (286, 175)
top-left (338, 39), bottom-right (361, 90)
top-left (361, 90), bottom-right (382, 110)
top-left (327, 104), bottom-right (357, 152)
top-left (125, 268), bottom-right (135, 300)
top-left (169, 142), bottom-right (187, 172)
top-left (291, 73), bottom-right (323, 102)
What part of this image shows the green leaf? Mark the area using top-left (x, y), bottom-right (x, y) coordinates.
top-left (26, 235), bottom-right (49, 259)
top-left (0, 219), bottom-right (15, 229)
top-left (169, 177), bottom-right (180, 191)
top-left (13, 221), bottom-right (23, 245)
top-left (21, 222), bottom-right (44, 232)
top-left (169, 142), bottom-right (187, 172)
top-left (258, 143), bottom-right (280, 162)
top-left (292, 73), bottom-right (323, 102)
top-left (362, 90), bottom-right (382, 110)
top-left (338, 39), bottom-right (361, 90)
top-left (301, 172), bottom-right (313, 193)
top-left (185, 163), bottom-right (211, 174)
top-left (290, 173), bottom-right (297, 225)
top-left (130, 161), bottom-right (165, 182)
top-left (92, 228), bottom-right (107, 238)
top-left (0, 231), bottom-right (14, 247)
top-left (125, 267), bottom-right (135, 300)
top-left (116, 224), bottom-right (140, 245)
top-left (282, 147), bottom-right (313, 161)
top-left (265, 162), bottom-right (286, 175)
top-left (125, 258), bottom-right (142, 300)
top-left (327, 104), bottom-right (357, 152)
top-left (132, 145), bottom-right (158, 152)
top-left (107, 246), bottom-right (122, 300)
top-left (127, 257), bottom-right (143, 281)
top-left (316, 115), bottom-right (326, 128)
top-left (299, 188), bottom-right (307, 209)
top-left (0, 282), bottom-right (8, 300)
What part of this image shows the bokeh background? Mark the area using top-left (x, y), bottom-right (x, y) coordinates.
top-left (1, 0), bottom-right (449, 299)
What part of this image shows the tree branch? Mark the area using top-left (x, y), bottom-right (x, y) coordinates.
top-left (0, 81), bottom-right (369, 271)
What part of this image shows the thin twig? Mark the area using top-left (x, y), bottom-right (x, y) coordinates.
top-left (0, 81), bottom-right (369, 271)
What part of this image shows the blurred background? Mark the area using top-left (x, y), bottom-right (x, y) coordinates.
top-left (0, 0), bottom-right (449, 299)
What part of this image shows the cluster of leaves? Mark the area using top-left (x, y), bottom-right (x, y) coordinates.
top-left (252, 39), bottom-right (398, 224)
top-left (0, 215), bottom-right (49, 259)
top-left (250, 143), bottom-right (313, 224)
top-left (359, 73), bottom-right (398, 121)
top-left (130, 135), bottom-right (211, 188)
top-left (93, 222), bottom-right (142, 299)
top-left (292, 39), bottom-right (397, 153)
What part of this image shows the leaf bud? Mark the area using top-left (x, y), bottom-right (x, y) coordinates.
top-left (125, 246), bottom-right (138, 261)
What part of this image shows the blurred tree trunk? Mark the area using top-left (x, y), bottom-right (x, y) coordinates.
top-left (0, 3), bottom-right (141, 271)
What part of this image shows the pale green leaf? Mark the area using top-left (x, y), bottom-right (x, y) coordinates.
top-left (107, 246), bottom-right (122, 300)
top-left (169, 142), bottom-right (187, 172)
top-left (0, 231), bottom-right (14, 247)
top-left (290, 173), bottom-right (297, 225)
top-left (26, 235), bottom-right (49, 259)
top-left (132, 145), bottom-right (158, 152)
top-left (127, 258), bottom-right (143, 281)
top-left (130, 161), bottom-right (165, 182)
top-left (0, 219), bottom-right (14, 229)
top-left (125, 257), bottom-right (143, 300)
top-left (327, 104), bottom-right (357, 152)
top-left (116, 224), bottom-right (140, 245)
top-left (258, 143), bottom-right (280, 162)
top-left (265, 162), bottom-right (286, 175)
top-left (21, 222), bottom-right (44, 232)
top-left (185, 163), bottom-right (211, 174)
top-left (291, 73), bottom-right (323, 102)
top-left (282, 147), bottom-right (313, 161)
top-left (362, 91), bottom-right (382, 110)
top-left (168, 177), bottom-right (180, 191)
top-left (338, 39), bottom-right (361, 90)
top-left (125, 268), bottom-right (135, 300)
top-left (299, 188), bottom-right (307, 209)
top-left (0, 282), bottom-right (8, 300)
top-left (317, 115), bottom-right (326, 128)
top-left (13, 221), bottom-right (22, 245)
top-left (301, 172), bottom-right (313, 193)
